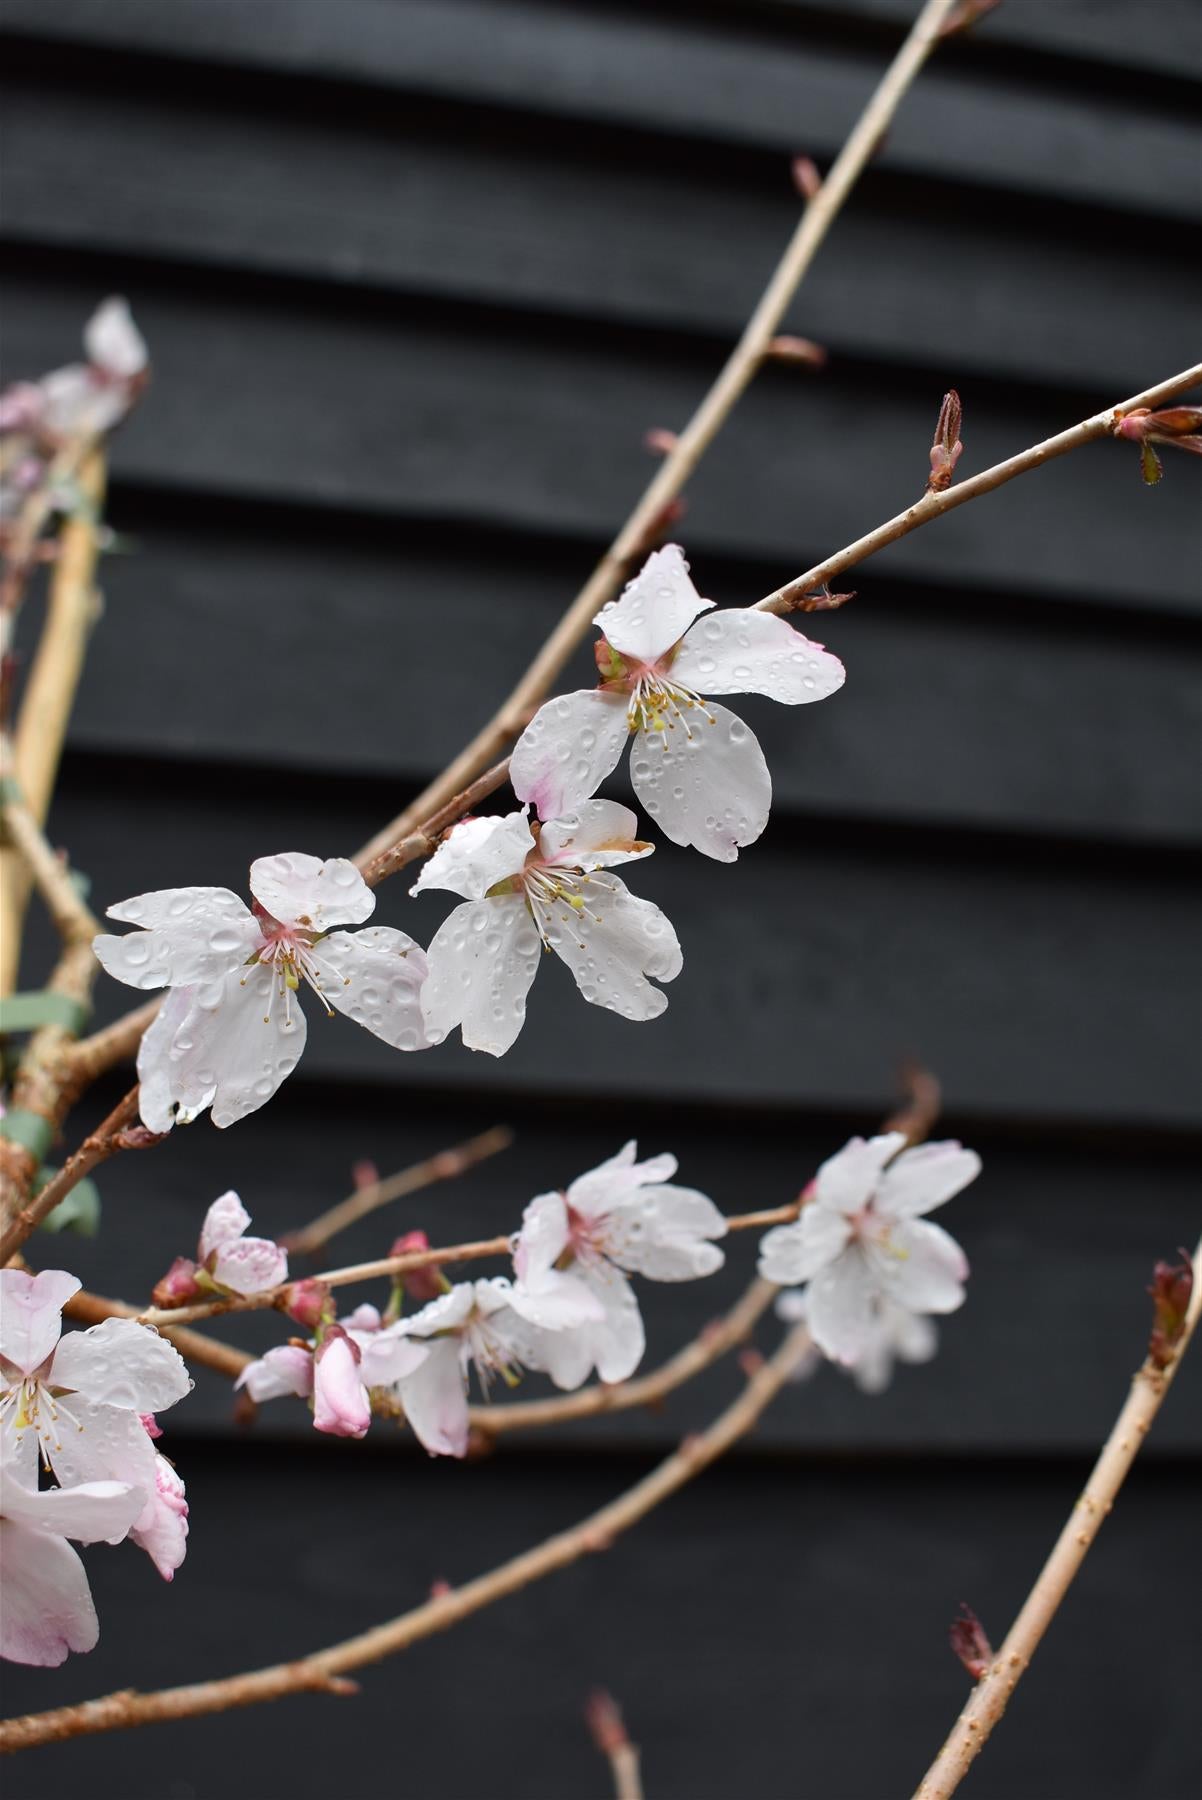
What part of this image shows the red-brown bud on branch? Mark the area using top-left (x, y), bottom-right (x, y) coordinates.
top-left (1147, 1250), bottom-right (1193, 1371)
top-left (643, 427), bottom-right (680, 458)
top-left (351, 1157), bottom-right (379, 1192)
top-left (928, 390), bottom-right (964, 492)
top-left (792, 586), bottom-right (855, 614)
top-left (767, 335), bottom-right (828, 369)
top-left (940, 0), bottom-right (1003, 38)
top-left (282, 1278), bottom-right (333, 1331)
top-left (390, 1229), bottom-right (449, 1304)
top-left (791, 156), bottom-right (823, 202)
top-left (1113, 407), bottom-right (1202, 486)
top-left (585, 1690), bottom-right (631, 1758)
top-left (150, 1256), bottom-right (202, 1309)
top-left (949, 1603), bottom-right (993, 1679)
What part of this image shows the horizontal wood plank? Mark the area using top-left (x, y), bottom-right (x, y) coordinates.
top-left (3, 79), bottom-right (1197, 394)
top-left (1, 1), bottom-right (1195, 221)
top-left (6, 272), bottom-right (1199, 614)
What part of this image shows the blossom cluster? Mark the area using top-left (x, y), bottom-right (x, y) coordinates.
top-left (92, 544), bottom-right (844, 1124)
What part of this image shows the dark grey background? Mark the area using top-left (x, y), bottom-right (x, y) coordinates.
top-left (1, 3), bottom-right (1200, 1796)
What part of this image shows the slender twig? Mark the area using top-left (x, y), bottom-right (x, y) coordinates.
top-left (0, 448), bottom-right (106, 995)
top-left (62, 1287), bottom-right (252, 1383)
top-left (353, 0), bottom-right (964, 870)
top-left (586, 1691), bottom-right (644, 1800)
top-left (470, 1276), bottom-right (778, 1438)
top-left (282, 1125), bottom-right (515, 1257)
top-left (0, 1320), bottom-right (813, 1751)
top-left (913, 1231), bottom-right (1202, 1800)
top-left (0, 1086), bottom-right (150, 1264)
top-left (358, 758), bottom-right (512, 883)
top-left (756, 363), bottom-right (1202, 615)
top-left (0, 746), bottom-right (99, 945)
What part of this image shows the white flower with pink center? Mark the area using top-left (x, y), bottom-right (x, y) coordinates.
top-left (758, 1133), bottom-right (979, 1365)
top-left (510, 545), bottom-right (845, 862)
top-left (38, 296), bottom-right (149, 439)
top-left (94, 851), bottom-right (430, 1130)
top-left (197, 1191), bottom-right (288, 1296)
top-left (411, 801), bottom-right (681, 1056)
top-left (509, 1141), bottom-right (728, 1386)
top-left (392, 1277), bottom-right (602, 1459)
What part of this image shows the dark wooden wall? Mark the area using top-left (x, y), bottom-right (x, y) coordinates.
top-left (2, 3), bottom-right (1199, 1795)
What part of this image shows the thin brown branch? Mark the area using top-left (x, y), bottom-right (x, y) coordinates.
top-left (0, 1087), bottom-right (151, 1264)
top-left (913, 1231), bottom-right (1202, 1800)
top-left (0, 447), bottom-right (106, 995)
top-left (470, 1276), bottom-right (778, 1437)
top-left (586, 1691), bottom-right (644, 1800)
top-left (882, 1063), bottom-right (943, 1146)
top-left (756, 363), bottom-right (1202, 616)
top-left (358, 757), bottom-right (512, 883)
top-left (62, 1287), bottom-right (252, 1384)
top-left (66, 999), bottom-right (161, 1084)
top-left (353, 0), bottom-right (963, 869)
top-left (0, 746), bottom-right (99, 944)
top-left (282, 1125), bottom-right (515, 1258)
top-left (0, 1320), bottom-right (813, 1751)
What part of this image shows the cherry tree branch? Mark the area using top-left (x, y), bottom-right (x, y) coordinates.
top-left (0, 1319), bottom-right (814, 1752)
top-left (756, 363), bottom-right (1202, 615)
top-left (281, 1125), bottom-right (514, 1257)
top-left (66, 999), bottom-right (161, 1085)
top-left (353, 0), bottom-right (964, 869)
top-left (913, 1233), bottom-right (1202, 1800)
top-left (0, 1087), bottom-right (154, 1264)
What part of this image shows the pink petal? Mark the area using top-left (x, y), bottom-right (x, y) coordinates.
top-left (0, 1521), bottom-right (100, 1666)
top-left (236, 1344), bottom-right (314, 1404)
top-left (130, 1454), bottom-right (189, 1581)
top-left (0, 1268), bottom-right (79, 1374)
top-left (397, 1338), bottom-right (469, 1457)
top-left (209, 1236), bottom-right (289, 1296)
top-left (312, 1332), bottom-right (370, 1439)
top-left (198, 1190), bottom-right (252, 1260)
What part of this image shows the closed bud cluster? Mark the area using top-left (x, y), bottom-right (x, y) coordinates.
top-left (390, 1230), bottom-right (449, 1305)
top-left (1114, 407), bottom-right (1202, 486)
top-left (1147, 1250), bottom-right (1193, 1371)
top-left (949, 1603), bottom-right (993, 1678)
top-left (928, 390), bottom-right (964, 492)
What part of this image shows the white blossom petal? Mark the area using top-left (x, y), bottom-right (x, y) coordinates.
top-left (198, 1191), bottom-right (251, 1260)
top-left (510, 689), bottom-right (630, 822)
top-left (758, 1207), bottom-right (853, 1286)
top-left (355, 1327), bottom-right (428, 1391)
top-left (630, 700), bottom-right (770, 863)
top-left (506, 1268), bottom-right (605, 1332)
top-left (577, 1263), bottom-right (645, 1384)
top-left (538, 799), bottom-right (652, 872)
top-left (0, 1521), bottom-right (100, 1665)
top-left (42, 1400), bottom-right (159, 1494)
top-left (410, 811), bottom-right (534, 901)
top-left (547, 878), bottom-right (681, 1022)
top-left (235, 1344), bottom-right (314, 1403)
top-left (138, 963), bottom-right (308, 1130)
top-left (49, 1320), bottom-right (191, 1415)
top-left (396, 1284), bottom-right (478, 1341)
top-left (0, 1269), bottom-right (78, 1374)
top-left (806, 1247), bottom-right (877, 1364)
top-left (601, 1185), bottom-right (727, 1280)
top-left (814, 1134), bottom-right (908, 1217)
top-left (248, 852), bottom-right (374, 930)
top-left (594, 544), bottom-right (713, 662)
top-left (420, 895), bottom-right (541, 1056)
top-left (135, 986), bottom-right (197, 1133)
top-left (0, 1473), bottom-right (145, 1546)
top-left (672, 609), bottom-right (845, 705)
top-left (94, 888), bottom-right (256, 992)
top-left (209, 1237), bottom-right (288, 1295)
top-left (39, 364), bottom-right (128, 437)
top-left (398, 1338), bottom-right (469, 1457)
top-left (874, 1219), bottom-right (968, 1313)
top-left (512, 1192), bottom-right (571, 1287)
top-left (876, 1142), bottom-right (983, 1220)
top-left (566, 1142), bottom-right (678, 1217)
top-left (310, 926), bottom-right (430, 1052)
top-left (84, 297), bottom-right (148, 379)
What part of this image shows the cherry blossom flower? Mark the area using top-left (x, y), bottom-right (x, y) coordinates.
top-left (153, 1191), bottom-right (288, 1306)
top-left (129, 1436), bottom-right (189, 1581)
top-left (235, 1306), bottom-right (425, 1442)
top-left (509, 1141), bottom-right (728, 1386)
top-left (775, 1288), bottom-right (936, 1393)
top-left (38, 297), bottom-right (149, 439)
top-left (94, 851), bottom-right (430, 1130)
top-left (0, 1463), bottom-right (145, 1666)
top-left (757, 1133), bottom-right (979, 1364)
top-left (393, 1277), bottom-right (602, 1458)
top-left (411, 802), bottom-right (680, 1056)
top-left (510, 545), bottom-right (845, 861)
top-left (0, 1270), bottom-right (192, 1504)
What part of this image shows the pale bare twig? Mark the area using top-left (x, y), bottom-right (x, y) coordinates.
top-left (0, 1087), bottom-right (152, 1264)
top-left (586, 1691), bottom-right (644, 1800)
top-left (0, 746), bottom-right (99, 945)
top-left (353, 0), bottom-right (965, 869)
top-left (282, 1125), bottom-right (514, 1257)
top-left (913, 1232), bottom-right (1202, 1800)
top-left (0, 1320), bottom-right (813, 1751)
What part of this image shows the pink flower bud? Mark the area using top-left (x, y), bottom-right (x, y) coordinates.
top-left (150, 1257), bottom-right (203, 1309)
top-left (390, 1230), bottom-right (446, 1305)
top-left (928, 390), bottom-right (964, 492)
top-left (1147, 1250), bottom-right (1193, 1371)
top-left (352, 1158), bottom-right (379, 1191)
top-left (949, 1603), bottom-right (993, 1679)
top-left (283, 1278), bottom-right (333, 1331)
top-left (791, 156), bottom-right (822, 201)
top-left (643, 427), bottom-right (679, 457)
top-left (313, 1326), bottom-right (371, 1439)
top-left (767, 335), bottom-right (827, 369)
top-left (1114, 407), bottom-right (1202, 486)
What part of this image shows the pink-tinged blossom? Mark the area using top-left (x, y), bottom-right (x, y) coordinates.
top-left (394, 1278), bottom-right (602, 1458)
top-left (509, 1141), bottom-right (728, 1387)
top-left (0, 1270), bottom-right (192, 1504)
top-left (129, 1447), bottom-right (189, 1582)
top-left (411, 802), bottom-right (680, 1057)
top-left (758, 1134), bottom-right (978, 1365)
top-left (312, 1327), bottom-right (372, 1438)
top-left (234, 1308), bottom-right (424, 1441)
top-left (199, 1190), bottom-right (287, 1295)
top-left (94, 851), bottom-right (431, 1131)
top-left (775, 1288), bottom-right (936, 1393)
top-left (509, 545), bottom-right (845, 862)
top-left (0, 1464), bottom-right (145, 1666)
top-left (38, 298), bottom-right (149, 440)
